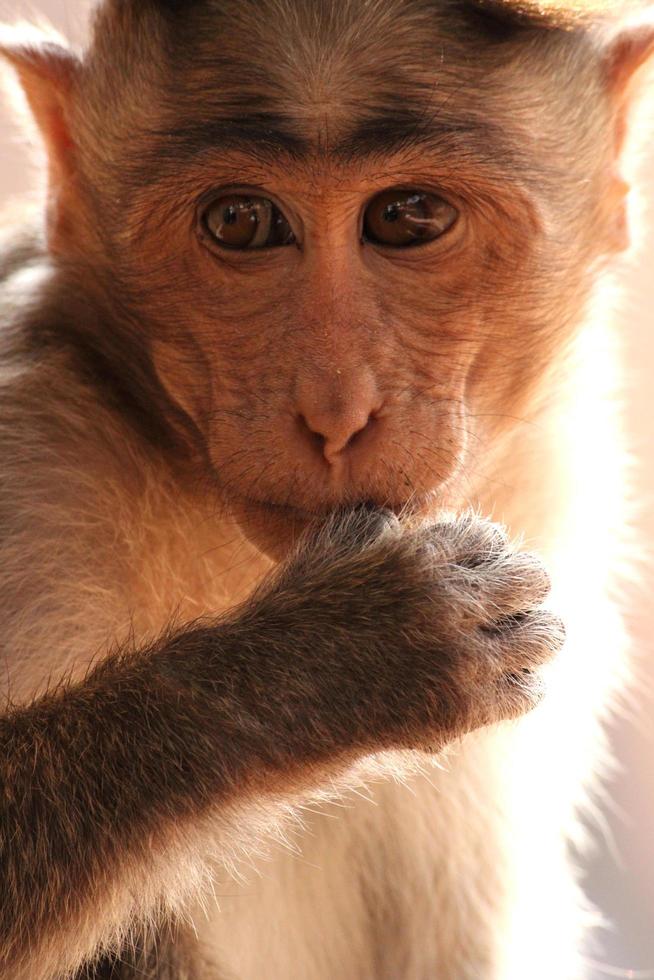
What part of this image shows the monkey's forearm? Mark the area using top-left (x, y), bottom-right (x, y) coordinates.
top-left (0, 615), bottom-right (368, 976)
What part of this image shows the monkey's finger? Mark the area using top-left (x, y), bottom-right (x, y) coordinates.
top-left (462, 552), bottom-right (553, 624)
top-left (481, 609), bottom-right (566, 671)
top-left (424, 514), bottom-right (510, 568)
top-left (492, 668), bottom-right (549, 723)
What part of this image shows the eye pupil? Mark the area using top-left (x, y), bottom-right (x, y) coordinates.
top-left (364, 189), bottom-right (458, 248)
top-left (202, 194), bottom-right (296, 251)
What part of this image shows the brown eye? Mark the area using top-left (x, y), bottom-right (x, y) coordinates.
top-left (363, 189), bottom-right (458, 248)
top-left (202, 194), bottom-right (296, 250)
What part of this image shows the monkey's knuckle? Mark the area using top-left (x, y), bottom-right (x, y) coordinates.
top-left (432, 515), bottom-right (510, 568)
top-left (335, 505), bottom-right (401, 547)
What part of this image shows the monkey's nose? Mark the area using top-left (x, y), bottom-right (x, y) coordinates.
top-left (295, 371), bottom-right (382, 463)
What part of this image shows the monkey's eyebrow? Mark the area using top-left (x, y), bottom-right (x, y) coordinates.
top-left (147, 116), bottom-right (311, 163)
top-left (145, 107), bottom-right (520, 173)
top-left (333, 109), bottom-right (513, 164)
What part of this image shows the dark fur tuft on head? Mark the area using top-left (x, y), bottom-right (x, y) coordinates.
top-left (455, 0), bottom-right (555, 40)
top-left (461, 0), bottom-right (652, 31)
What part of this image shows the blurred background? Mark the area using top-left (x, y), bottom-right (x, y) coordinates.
top-left (0, 1), bottom-right (652, 976)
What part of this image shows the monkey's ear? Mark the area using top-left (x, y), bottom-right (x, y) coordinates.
top-left (0, 28), bottom-right (81, 185)
top-left (603, 21), bottom-right (654, 151)
top-left (594, 20), bottom-right (654, 251)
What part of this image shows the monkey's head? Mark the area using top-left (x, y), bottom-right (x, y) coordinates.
top-left (2, 0), bottom-right (653, 555)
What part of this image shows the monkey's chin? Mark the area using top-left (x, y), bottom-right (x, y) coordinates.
top-left (228, 497), bottom-right (312, 562)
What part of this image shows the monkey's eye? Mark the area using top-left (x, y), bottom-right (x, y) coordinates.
top-left (202, 194), bottom-right (296, 250)
top-left (363, 190), bottom-right (458, 248)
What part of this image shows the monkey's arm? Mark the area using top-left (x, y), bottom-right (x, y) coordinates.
top-left (0, 616), bottom-right (362, 980)
top-left (0, 508), bottom-right (561, 980)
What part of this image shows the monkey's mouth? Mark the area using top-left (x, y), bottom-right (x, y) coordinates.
top-left (228, 492), bottom-right (437, 560)
top-left (239, 494), bottom-right (427, 523)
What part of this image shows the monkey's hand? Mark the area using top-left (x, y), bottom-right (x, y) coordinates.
top-left (239, 507), bottom-right (564, 756)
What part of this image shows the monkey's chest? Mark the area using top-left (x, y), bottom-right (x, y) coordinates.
top-left (199, 759), bottom-right (504, 980)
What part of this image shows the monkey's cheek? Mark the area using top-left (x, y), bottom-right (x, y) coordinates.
top-left (229, 497), bottom-right (311, 561)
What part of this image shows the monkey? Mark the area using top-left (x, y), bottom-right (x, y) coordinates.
top-left (0, 0), bottom-right (652, 977)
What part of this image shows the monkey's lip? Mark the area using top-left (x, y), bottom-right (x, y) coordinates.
top-left (232, 493), bottom-right (433, 535)
top-left (228, 493), bottom-right (438, 560)
top-left (239, 495), bottom-right (425, 522)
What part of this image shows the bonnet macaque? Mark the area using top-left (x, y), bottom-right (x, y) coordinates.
top-left (0, 1), bottom-right (653, 978)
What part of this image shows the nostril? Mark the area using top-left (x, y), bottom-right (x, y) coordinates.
top-left (345, 412), bottom-right (376, 451)
top-left (297, 414), bottom-right (326, 453)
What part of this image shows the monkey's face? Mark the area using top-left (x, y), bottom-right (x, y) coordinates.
top-left (74, 1), bottom-right (626, 553)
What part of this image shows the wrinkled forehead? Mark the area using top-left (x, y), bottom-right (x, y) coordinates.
top-left (84, 0), bottom-right (598, 192)
top-left (156, 1), bottom-right (534, 141)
